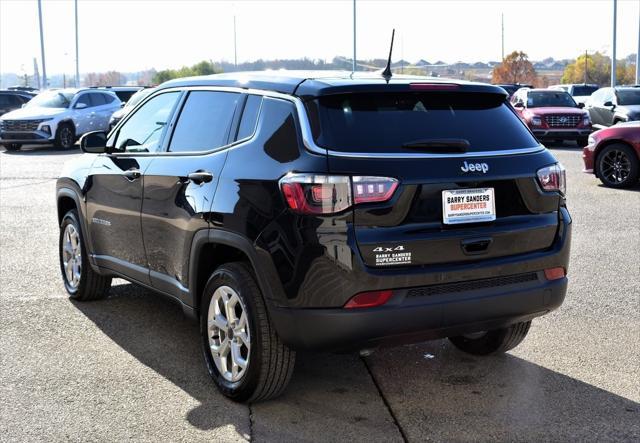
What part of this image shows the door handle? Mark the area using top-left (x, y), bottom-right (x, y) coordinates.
top-left (461, 237), bottom-right (492, 256)
top-left (123, 168), bottom-right (141, 180)
top-left (187, 170), bottom-right (213, 184)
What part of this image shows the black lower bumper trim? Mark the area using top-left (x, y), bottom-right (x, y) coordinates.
top-left (269, 277), bottom-right (567, 351)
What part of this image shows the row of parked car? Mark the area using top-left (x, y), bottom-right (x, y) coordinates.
top-left (0, 86), bottom-right (151, 151)
top-left (495, 82), bottom-right (640, 188)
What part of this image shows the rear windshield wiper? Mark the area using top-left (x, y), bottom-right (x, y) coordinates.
top-left (402, 138), bottom-right (470, 153)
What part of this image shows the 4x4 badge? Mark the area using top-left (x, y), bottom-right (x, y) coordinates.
top-left (461, 161), bottom-right (489, 174)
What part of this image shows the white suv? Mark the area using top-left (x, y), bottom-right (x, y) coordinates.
top-left (0, 88), bottom-right (121, 151)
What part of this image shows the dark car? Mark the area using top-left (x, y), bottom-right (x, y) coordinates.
top-left (583, 121), bottom-right (640, 188)
top-left (56, 71), bottom-right (571, 402)
top-left (511, 88), bottom-right (592, 146)
top-left (91, 86), bottom-right (145, 104)
top-left (586, 86), bottom-right (640, 128)
top-left (0, 90), bottom-right (32, 116)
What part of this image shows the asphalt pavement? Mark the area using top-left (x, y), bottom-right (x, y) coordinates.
top-left (0, 143), bottom-right (638, 442)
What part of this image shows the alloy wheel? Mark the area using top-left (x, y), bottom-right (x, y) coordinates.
top-left (60, 126), bottom-right (73, 148)
top-left (207, 285), bottom-right (251, 382)
top-left (62, 224), bottom-right (82, 289)
top-left (601, 149), bottom-right (631, 185)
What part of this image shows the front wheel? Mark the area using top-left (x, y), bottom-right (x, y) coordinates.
top-left (59, 209), bottom-right (111, 300)
top-left (200, 262), bottom-right (295, 402)
top-left (54, 123), bottom-right (75, 149)
top-left (596, 144), bottom-right (639, 188)
top-left (449, 321), bottom-right (531, 355)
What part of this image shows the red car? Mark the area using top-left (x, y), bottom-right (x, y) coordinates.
top-left (583, 121), bottom-right (640, 188)
top-left (511, 88), bottom-right (592, 146)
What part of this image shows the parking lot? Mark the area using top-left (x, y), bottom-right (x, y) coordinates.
top-left (0, 144), bottom-right (638, 442)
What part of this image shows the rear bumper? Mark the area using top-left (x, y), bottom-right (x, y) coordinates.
top-left (532, 128), bottom-right (591, 140)
top-left (267, 206), bottom-right (572, 351)
top-left (271, 275), bottom-right (566, 351)
top-left (582, 146), bottom-right (596, 174)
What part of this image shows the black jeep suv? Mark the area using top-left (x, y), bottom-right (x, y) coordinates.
top-left (56, 71), bottom-right (571, 402)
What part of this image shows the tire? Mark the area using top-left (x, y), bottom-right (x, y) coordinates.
top-left (449, 321), bottom-right (531, 356)
top-left (577, 137), bottom-right (589, 147)
top-left (3, 143), bottom-right (21, 151)
top-left (596, 143), bottom-right (639, 189)
top-left (54, 122), bottom-right (75, 149)
top-left (200, 262), bottom-right (295, 402)
top-left (59, 209), bottom-right (111, 300)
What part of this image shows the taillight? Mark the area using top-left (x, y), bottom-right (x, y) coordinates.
top-left (537, 163), bottom-right (566, 195)
top-left (280, 174), bottom-right (398, 215)
top-left (409, 83), bottom-right (459, 91)
top-left (352, 176), bottom-right (399, 204)
top-left (544, 267), bottom-right (566, 281)
top-left (344, 290), bottom-right (393, 309)
top-left (280, 174), bottom-right (351, 215)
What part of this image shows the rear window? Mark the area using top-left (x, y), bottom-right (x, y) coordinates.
top-left (571, 85), bottom-right (598, 97)
top-left (306, 92), bottom-right (538, 153)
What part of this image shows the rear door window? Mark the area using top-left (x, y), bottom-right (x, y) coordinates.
top-left (236, 94), bottom-right (262, 140)
top-left (307, 92), bottom-right (538, 153)
top-left (168, 91), bottom-right (240, 153)
top-left (89, 93), bottom-right (106, 107)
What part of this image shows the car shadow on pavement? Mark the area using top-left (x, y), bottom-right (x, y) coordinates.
top-left (0, 145), bottom-right (80, 155)
top-left (73, 282), bottom-right (639, 442)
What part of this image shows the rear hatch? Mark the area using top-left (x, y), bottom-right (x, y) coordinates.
top-left (304, 86), bottom-right (563, 268)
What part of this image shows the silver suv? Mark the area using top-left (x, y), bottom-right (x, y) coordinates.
top-left (0, 88), bottom-right (121, 151)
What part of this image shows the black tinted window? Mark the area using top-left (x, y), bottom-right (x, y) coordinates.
top-left (90, 93), bottom-right (106, 106)
top-left (237, 95), bottom-right (262, 140)
top-left (527, 91), bottom-right (577, 108)
top-left (102, 93), bottom-right (116, 104)
top-left (617, 89), bottom-right (640, 106)
top-left (114, 90), bottom-right (136, 102)
top-left (308, 92), bottom-right (538, 153)
top-left (572, 86), bottom-right (598, 96)
top-left (169, 91), bottom-right (240, 152)
top-left (113, 91), bottom-right (180, 153)
top-left (0, 95), bottom-right (13, 106)
top-left (75, 94), bottom-right (91, 108)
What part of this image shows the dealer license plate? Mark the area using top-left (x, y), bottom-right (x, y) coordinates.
top-left (442, 188), bottom-right (496, 225)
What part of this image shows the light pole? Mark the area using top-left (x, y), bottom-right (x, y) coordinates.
top-left (75, 0), bottom-right (80, 87)
top-left (352, 0), bottom-right (356, 73)
top-left (611, 0), bottom-right (617, 87)
top-left (636, 0), bottom-right (639, 84)
top-left (233, 15), bottom-right (237, 69)
top-left (37, 0), bottom-right (47, 89)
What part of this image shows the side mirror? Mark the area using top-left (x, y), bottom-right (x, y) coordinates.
top-left (75, 102), bottom-right (88, 110)
top-left (577, 102), bottom-right (585, 109)
top-left (603, 101), bottom-right (614, 108)
top-left (513, 102), bottom-right (524, 108)
top-left (80, 131), bottom-right (108, 153)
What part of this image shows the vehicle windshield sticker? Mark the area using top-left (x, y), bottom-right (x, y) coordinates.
top-left (373, 246), bottom-right (412, 266)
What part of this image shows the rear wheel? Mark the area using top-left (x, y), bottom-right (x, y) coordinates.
top-left (200, 262), bottom-right (295, 402)
top-left (59, 209), bottom-right (111, 300)
top-left (596, 144), bottom-right (639, 188)
top-left (3, 143), bottom-right (21, 151)
top-left (449, 321), bottom-right (531, 355)
top-left (55, 123), bottom-right (75, 149)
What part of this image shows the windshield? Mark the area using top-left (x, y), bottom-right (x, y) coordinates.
top-left (527, 91), bottom-right (577, 108)
top-left (306, 91), bottom-right (539, 153)
top-left (124, 88), bottom-right (153, 109)
top-left (27, 91), bottom-right (74, 108)
top-left (617, 89), bottom-right (640, 106)
top-left (571, 85), bottom-right (598, 97)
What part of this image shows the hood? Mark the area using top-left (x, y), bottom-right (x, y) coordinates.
top-left (618, 104), bottom-right (640, 115)
top-left (0, 106), bottom-right (66, 120)
top-left (525, 106), bottom-right (586, 116)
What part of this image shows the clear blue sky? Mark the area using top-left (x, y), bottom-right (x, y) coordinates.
top-left (1, 0), bottom-right (638, 76)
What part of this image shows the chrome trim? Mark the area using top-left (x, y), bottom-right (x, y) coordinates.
top-left (113, 84), bottom-right (547, 160)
